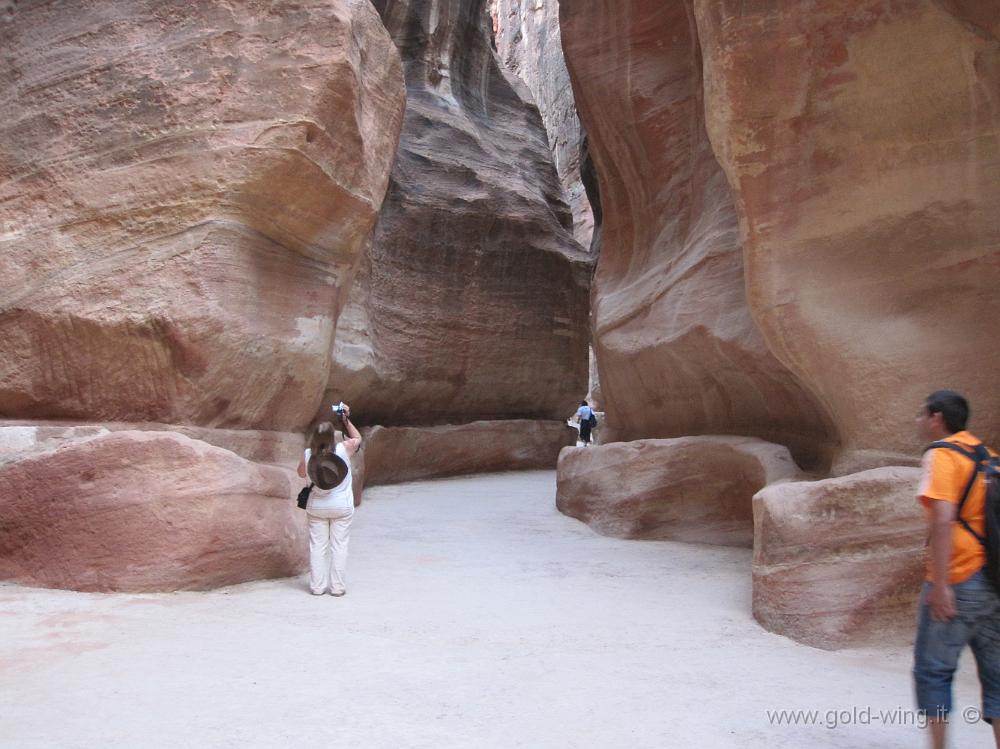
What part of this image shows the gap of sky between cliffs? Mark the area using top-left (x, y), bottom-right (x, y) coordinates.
top-left (0, 471), bottom-right (986, 748)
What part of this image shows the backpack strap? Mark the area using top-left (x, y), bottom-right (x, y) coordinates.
top-left (924, 441), bottom-right (988, 545)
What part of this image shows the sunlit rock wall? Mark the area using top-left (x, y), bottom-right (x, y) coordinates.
top-left (0, 0), bottom-right (406, 591)
top-left (695, 0), bottom-right (1000, 472)
top-left (0, 0), bottom-right (405, 431)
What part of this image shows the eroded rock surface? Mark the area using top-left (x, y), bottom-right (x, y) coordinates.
top-left (0, 431), bottom-right (304, 592)
top-left (362, 419), bottom-right (574, 486)
top-left (0, 420), bottom-right (304, 466)
top-left (0, 1), bottom-right (405, 591)
top-left (560, 1), bottom-right (836, 469)
top-left (556, 436), bottom-right (803, 547)
top-left (695, 0), bottom-right (1000, 469)
top-left (753, 467), bottom-right (925, 649)
top-left (0, 0), bottom-right (405, 431)
top-left (326, 0), bottom-right (591, 427)
top-left (490, 0), bottom-right (593, 246)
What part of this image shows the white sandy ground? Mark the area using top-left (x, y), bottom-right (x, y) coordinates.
top-left (0, 470), bottom-right (989, 749)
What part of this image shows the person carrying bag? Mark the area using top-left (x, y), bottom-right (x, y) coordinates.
top-left (295, 405), bottom-right (363, 596)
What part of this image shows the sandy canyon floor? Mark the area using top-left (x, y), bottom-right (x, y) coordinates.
top-left (0, 470), bottom-right (988, 748)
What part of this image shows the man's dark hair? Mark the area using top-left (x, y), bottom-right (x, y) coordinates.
top-left (925, 390), bottom-right (969, 433)
top-left (580, 400), bottom-right (588, 407)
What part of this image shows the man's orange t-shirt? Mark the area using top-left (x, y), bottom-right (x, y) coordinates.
top-left (918, 431), bottom-right (994, 584)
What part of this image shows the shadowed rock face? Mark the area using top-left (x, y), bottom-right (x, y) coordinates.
top-left (695, 0), bottom-right (1000, 470)
top-left (327, 0), bottom-right (592, 427)
top-left (490, 0), bottom-right (594, 246)
top-left (362, 419), bottom-right (575, 486)
top-left (560, 0), bottom-right (836, 470)
top-left (0, 0), bottom-right (405, 432)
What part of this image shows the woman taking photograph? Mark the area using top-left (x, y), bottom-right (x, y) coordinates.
top-left (296, 404), bottom-right (363, 596)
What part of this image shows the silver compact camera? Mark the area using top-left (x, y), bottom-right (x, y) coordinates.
top-left (332, 401), bottom-right (347, 415)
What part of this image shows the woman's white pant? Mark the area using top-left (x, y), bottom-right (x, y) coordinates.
top-left (306, 508), bottom-right (353, 594)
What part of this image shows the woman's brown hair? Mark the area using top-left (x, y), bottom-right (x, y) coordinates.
top-left (309, 421), bottom-right (337, 457)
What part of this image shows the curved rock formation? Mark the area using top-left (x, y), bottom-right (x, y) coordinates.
top-left (560, 0), bottom-right (836, 469)
top-left (326, 0), bottom-right (592, 427)
top-left (0, 430), bottom-right (303, 592)
top-left (753, 467), bottom-right (926, 649)
top-left (0, 420), bottom-right (304, 466)
top-left (490, 0), bottom-right (594, 246)
top-left (0, 0), bottom-right (405, 432)
top-left (559, 0), bottom-right (998, 649)
top-left (556, 436), bottom-right (804, 546)
top-left (0, 0), bottom-right (405, 591)
top-left (695, 0), bottom-right (1000, 471)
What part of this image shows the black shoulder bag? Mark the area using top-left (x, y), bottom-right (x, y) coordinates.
top-left (296, 483), bottom-right (313, 510)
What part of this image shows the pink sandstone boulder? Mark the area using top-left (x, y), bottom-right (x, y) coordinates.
top-left (559, 0), bottom-right (836, 469)
top-left (0, 430), bottom-right (306, 592)
top-left (361, 420), bottom-right (575, 486)
top-left (556, 436), bottom-right (804, 546)
top-left (695, 0), bottom-right (1000, 470)
top-left (0, 421), bottom-right (304, 467)
top-left (325, 0), bottom-right (591, 427)
top-left (752, 467), bottom-right (926, 649)
top-left (0, 0), bottom-right (405, 431)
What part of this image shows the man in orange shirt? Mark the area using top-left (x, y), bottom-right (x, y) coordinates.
top-left (913, 390), bottom-right (1000, 749)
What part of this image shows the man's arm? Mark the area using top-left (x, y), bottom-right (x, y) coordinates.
top-left (924, 497), bottom-right (958, 621)
top-left (340, 405), bottom-right (362, 457)
top-left (296, 454), bottom-right (307, 479)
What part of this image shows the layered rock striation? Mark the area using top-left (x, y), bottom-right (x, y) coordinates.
top-left (0, 0), bottom-right (405, 431)
top-left (0, 430), bottom-right (304, 592)
top-left (753, 468), bottom-right (926, 649)
top-left (556, 436), bottom-right (804, 547)
top-left (327, 0), bottom-right (592, 427)
top-left (559, 0), bottom-right (999, 648)
top-left (695, 0), bottom-right (1000, 471)
top-left (490, 0), bottom-right (594, 246)
top-left (0, 1), bottom-right (406, 591)
top-left (560, 0), bottom-right (837, 470)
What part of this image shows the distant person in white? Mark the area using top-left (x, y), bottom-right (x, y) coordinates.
top-left (297, 405), bottom-right (362, 596)
top-left (575, 400), bottom-right (595, 446)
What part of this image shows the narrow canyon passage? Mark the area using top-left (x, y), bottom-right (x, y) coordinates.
top-left (0, 472), bottom-right (985, 748)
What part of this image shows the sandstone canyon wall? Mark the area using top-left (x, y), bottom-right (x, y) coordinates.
top-left (558, 0), bottom-right (1000, 647)
top-left (326, 0), bottom-right (592, 427)
top-left (490, 0), bottom-right (601, 405)
top-left (0, 0), bottom-right (404, 431)
top-left (560, 1), bottom-right (837, 469)
top-left (489, 0), bottom-right (594, 247)
top-left (694, 0), bottom-right (1000, 473)
top-left (0, 0), bottom-right (407, 591)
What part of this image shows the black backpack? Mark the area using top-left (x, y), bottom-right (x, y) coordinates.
top-left (588, 411), bottom-right (598, 428)
top-left (925, 440), bottom-right (1000, 590)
